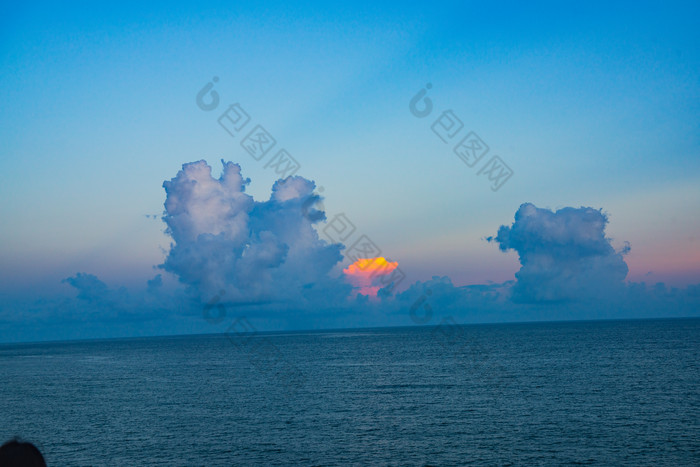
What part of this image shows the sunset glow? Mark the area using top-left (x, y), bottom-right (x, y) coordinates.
top-left (343, 257), bottom-right (399, 297)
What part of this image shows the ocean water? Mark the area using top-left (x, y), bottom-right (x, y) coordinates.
top-left (1, 318), bottom-right (698, 466)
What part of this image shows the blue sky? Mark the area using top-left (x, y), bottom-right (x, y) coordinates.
top-left (1, 1), bottom-right (699, 342)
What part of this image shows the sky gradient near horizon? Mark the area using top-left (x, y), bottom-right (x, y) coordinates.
top-left (1, 1), bottom-right (699, 342)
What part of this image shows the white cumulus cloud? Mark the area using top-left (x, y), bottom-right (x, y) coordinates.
top-left (160, 160), bottom-right (344, 305)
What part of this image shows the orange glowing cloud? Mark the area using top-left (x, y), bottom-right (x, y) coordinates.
top-left (343, 257), bottom-right (399, 297)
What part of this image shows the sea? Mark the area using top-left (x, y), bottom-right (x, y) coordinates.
top-left (1, 318), bottom-right (698, 466)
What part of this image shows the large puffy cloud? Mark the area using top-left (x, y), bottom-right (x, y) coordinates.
top-left (489, 203), bottom-right (629, 302)
top-left (160, 160), bottom-right (344, 305)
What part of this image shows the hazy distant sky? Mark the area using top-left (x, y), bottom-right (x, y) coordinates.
top-left (1, 1), bottom-right (698, 342)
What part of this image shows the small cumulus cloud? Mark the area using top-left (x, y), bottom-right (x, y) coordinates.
top-left (62, 273), bottom-right (112, 302)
